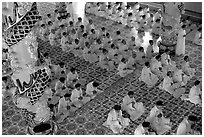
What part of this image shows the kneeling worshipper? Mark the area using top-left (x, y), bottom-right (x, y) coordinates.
top-left (117, 58), bottom-right (133, 77)
top-left (122, 91), bottom-right (145, 121)
top-left (181, 55), bottom-right (195, 79)
top-left (146, 101), bottom-right (163, 122)
top-left (55, 77), bottom-right (66, 96)
top-left (103, 105), bottom-right (130, 134)
top-left (57, 93), bottom-right (77, 123)
top-left (85, 81), bottom-right (103, 99)
top-left (176, 115), bottom-right (200, 135)
top-left (134, 121), bottom-right (156, 135)
top-left (70, 83), bottom-right (91, 108)
top-left (150, 54), bottom-right (163, 78)
top-left (150, 113), bottom-right (172, 135)
top-left (181, 80), bottom-right (202, 106)
top-left (66, 67), bottom-right (79, 88)
top-left (139, 62), bottom-right (159, 88)
top-left (193, 27), bottom-right (202, 46)
top-left (159, 71), bottom-right (185, 98)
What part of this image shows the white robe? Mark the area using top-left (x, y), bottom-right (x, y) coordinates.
top-left (187, 85), bottom-right (202, 105)
top-left (134, 124), bottom-right (146, 135)
top-left (85, 81), bottom-right (102, 98)
top-left (58, 97), bottom-right (71, 114)
top-left (139, 66), bottom-right (158, 88)
top-left (66, 71), bottom-right (79, 86)
top-left (103, 109), bottom-right (130, 134)
top-left (122, 95), bottom-right (145, 121)
top-left (193, 31), bottom-right (202, 46)
top-left (117, 62), bottom-right (133, 77)
top-left (146, 106), bottom-right (162, 123)
top-left (176, 118), bottom-right (192, 135)
top-left (176, 29), bottom-right (186, 55)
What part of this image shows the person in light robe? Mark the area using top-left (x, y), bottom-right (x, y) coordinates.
top-left (60, 32), bottom-right (68, 52)
top-left (146, 101), bottom-right (171, 134)
top-left (103, 105), bottom-right (130, 134)
top-left (134, 121), bottom-right (156, 135)
top-left (193, 27), bottom-right (202, 46)
top-left (122, 91), bottom-right (145, 121)
top-left (135, 47), bottom-right (146, 66)
top-left (139, 62), bottom-right (159, 88)
top-left (57, 93), bottom-right (72, 116)
top-left (176, 25), bottom-right (186, 56)
top-left (150, 55), bottom-right (163, 78)
top-left (48, 29), bottom-right (56, 46)
top-left (98, 49), bottom-right (110, 70)
top-left (85, 19), bottom-right (95, 34)
top-left (85, 81), bottom-right (103, 99)
top-left (181, 80), bottom-right (202, 106)
top-left (117, 58), bottom-right (133, 77)
top-left (75, 17), bottom-right (83, 28)
top-left (151, 113), bottom-right (172, 135)
top-left (66, 67), bottom-right (79, 88)
top-left (70, 83), bottom-right (83, 108)
top-left (160, 71), bottom-right (185, 98)
top-left (146, 40), bottom-right (154, 59)
top-left (181, 56), bottom-right (195, 79)
top-left (176, 115), bottom-right (200, 135)
top-left (55, 77), bottom-right (66, 95)
top-left (153, 9), bottom-right (162, 22)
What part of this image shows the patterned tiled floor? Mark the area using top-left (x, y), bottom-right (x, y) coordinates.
top-left (2, 12), bottom-right (202, 135)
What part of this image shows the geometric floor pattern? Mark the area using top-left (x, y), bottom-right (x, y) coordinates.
top-left (2, 13), bottom-right (202, 135)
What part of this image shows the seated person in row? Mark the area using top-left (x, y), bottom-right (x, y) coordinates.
top-left (181, 55), bottom-right (195, 79)
top-left (146, 101), bottom-right (172, 135)
top-left (181, 80), bottom-right (202, 106)
top-left (159, 71), bottom-right (185, 98)
top-left (117, 58), bottom-right (133, 77)
top-left (103, 105), bottom-right (130, 134)
top-left (139, 62), bottom-right (158, 88)
top-left (66, 67), bottom-right (79, 88)
top-left (122, 91), bottom-right (145, 121)
top-left (57, 93), bottom-right (77, 123)
top-left (176, 115), bottom-right (200, 135)
top-left (70, 83), bottom-right (91, 108)
top-left (134, 121), bottom-right (156, 135)
top-left (85, 81), bottom-right (103, 99)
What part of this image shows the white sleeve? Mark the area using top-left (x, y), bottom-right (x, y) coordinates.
top-left (176, 122), bottom-right (187, 135)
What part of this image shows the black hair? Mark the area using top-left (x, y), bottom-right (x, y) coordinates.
top-left (194, 80), bottom-right (200, 86)
top-left (62, 32), bottom-right (67, 36)
top-left (128, 91), bottom-right (134, 96)
top-left (48, 21), bottom-right (52, 26)
top-left (44, 52), bottom-right (49, 57)
top-left (70, 67), bottom-right (76, 73)
top-left (80, 25), bottom-right (84, 29)
top-left (155, 55), bottom-right (161, 60)
top-left (93, 82), bottom-right (99, 87)
top-left (106, 32), bottom-right (110, 37)
top-left (69, 21), bottom-right (73, 25)
top-left (78, 17), bottom-right (82, 21)
top-left (101, 27), bottom-right (105, 31)
top-left (139, 47), bottom-right (144, 51)
top-left (184, 55), bottom-right (189, 61)
top-left (114, 105), bottom-right (121, 111)
top-left (116, 30), bottom-right (121, 35)
top-left (142, 122), bottom-right (150, 127)
top-left (59, 62), bottom-right (65, 68)
top-left (139, 7), bottom-right (142, 11)
top-left (181, 25), bottom-right (186, 29)
top-left (156, 19), bottom-right (161, 23)
top-left (198, 27), bottom-right (202, 32)
top-left (75, 83), bottom-right (81, 88)
top-left (59, 77), bottom-right (66, 83)
top-left (167, 71), bottom-right (172, 77)
top-left (2, 77), bottom-right (8, 82)
top-left (156, 100), bottom-right (163, 106)
top-left (75, 39), bottom-right (79, 44)
top-left (96, 39), bottom-right (101, 44)
top-left (188, 115), bottom-right (198, 122)
top-left (128, 12), bottom-right (133, 16)
top-left (149, 40), bottom-right (153, 45)
top-left (83, 33), bottom-right (88, 38)
top-left (121, 58), bottom-right (126, 62)
top-left (47, 14), bottom-right (51, 18)
top-left (111, 44), bottom-right (115, 48)
top-left (64, 93), bottom-right (71, 97)
top-left (145, 62), bottom-right (150, 67)
top-left (122, 39), bottom-right (126, 44)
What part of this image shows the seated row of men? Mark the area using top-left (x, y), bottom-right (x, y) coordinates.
top-left (104, 96), bottom-right (200, 135)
